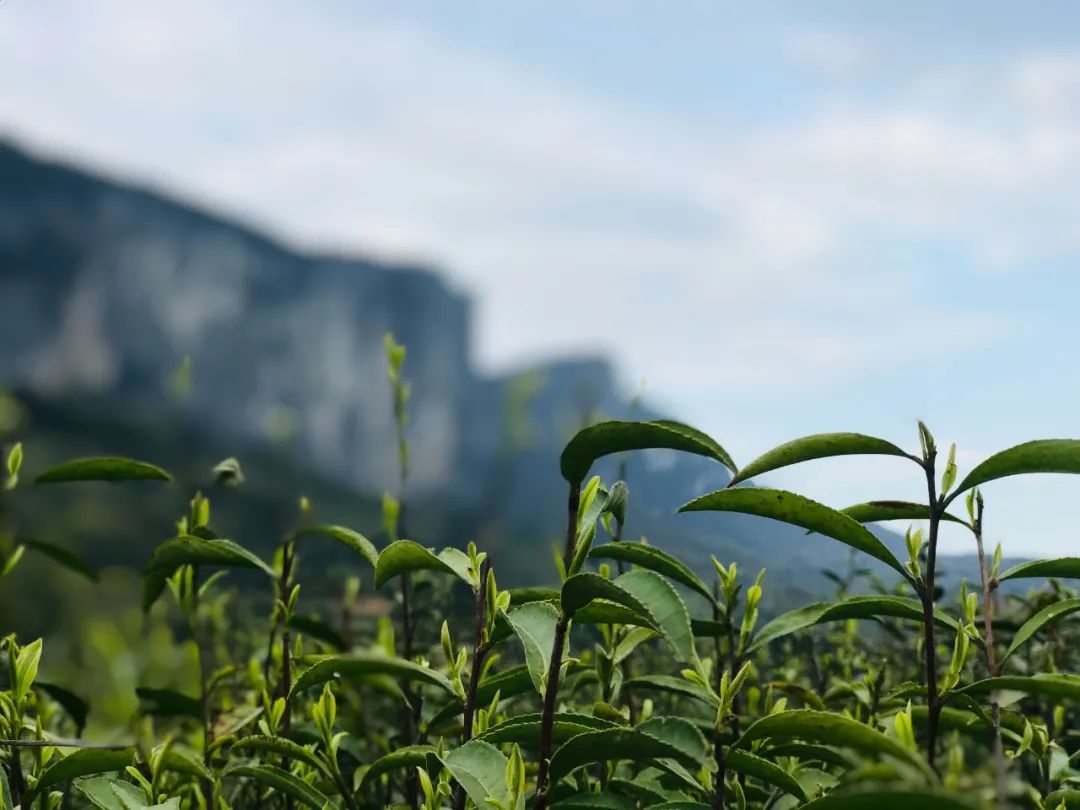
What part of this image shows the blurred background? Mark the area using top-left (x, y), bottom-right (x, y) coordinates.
top-left (1, 2), bottom-right (1078, 645)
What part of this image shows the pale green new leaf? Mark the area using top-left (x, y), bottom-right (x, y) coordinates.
top-left (141, 536), bottom-right (274, 610)
top-left (33, 749), bottom-right (134, 794)
top-left (374, 540), bottom-right (478, 588)
top-left (441, 740), bottom-right (511, 809)
top-left (227, 764), bottom-right (332, 810)
top-left (589, 542), bottom-right (714, 603)
top-left (506, 602), bottom-right (561, 695)
top-left (290, 653), bottom-right (456, 697)
top-left (1001, 598), bottom-right (1080, 665)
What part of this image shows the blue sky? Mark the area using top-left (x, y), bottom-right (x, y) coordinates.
top-left (2, 1), bottom-right (1080, 556)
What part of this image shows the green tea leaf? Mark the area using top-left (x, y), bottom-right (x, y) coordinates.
top-left (614, 569), bottom-right (696, 663)
top-left (33, 748), bottom-right (134, 794)
top-left (14, 638), bottom-right (42, 702)
top-left (560, 420), bottom-right (735, 484)
top-left (589, 542), bottom-right (714, 603)
top-left (561, 573), bottom-right (653, 622)
top-left (680, 488), bottom-right (907, 579)
top-left (998, 557), bottom-right (1080, 582)
top-left (506, 601), bottom-right (561, 695)
top-left (441, 740), bottom-right (511, 809)
top-left (359, 745), bottom-right (439, 793)
top-left (287, 615), bottom-right (347, 651)
top-left (36, 682), bottom-right (90, 730)
top-left (839, 500), bottom-right (966, 527)
top-left (724, 748), bottom-right (807, 801)
top-left (622, 675), bottom-right (716, 707)
top-left (729, 433), bottom-right (909, 487)
top-left (226, 764), bottom-right (332, 809)
top-left (1001, 598), bottom-right (1080, 665)
top-left (374, 540), bottom-right (478, 588)
top-left (230, 736), bottom-right (330, 777)
top-left (136, 687), bottom-right (202, 719)
top-left (475, 713), bottom-right (618, 746)
top-left (950, 439), bottom-right (1080, 498)
top-left (35, 457), bottom-right (171, 484)
top-left (290, 653), bottom-right (456, 697)
top-left (751, 596), bottom-right (958, 651)
top-left (76, 777), bottom-right (171, 810)
top-left (24, 539), bottom-right (100, 582)
top-left (547, 717), bottom-right (707, 785)
top-left (296, 524), bottom-right (379, 570)
top-left (733, 709), bottom-right (930, 777)
top-left (960, 674), bottom-right (1080, 702)
top-left (141, 536), bottom-right (274, 610)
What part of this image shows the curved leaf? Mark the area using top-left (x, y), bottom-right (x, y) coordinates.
top-left (290, 653), bottom-right (456, 697)
top-left (441, 740), bottom-right (510, 809)
top-left (374, 540), bottom-right (477, 589)
top-left (680, 488), bottom-right (907, 578)
top-left (1002, 598), bottom-right (1080, 665)
top-left (751, 596), bottom-right (957, 651)
top-left (359, 745), bottom-right (439, 793)
top-left (960, 674), bottom-right (1080, 702)
top-left (724, 748), bottom-right (807, 801)
top-left (226, 764), bottom-right (331, 809)
top-left (230, 736), bottom-right (329, 777)
top-left (141, 536), bottom-right (273, 610)
top-left (548, 717), bottom-right (706, 784)
top-left (575, 600), bottom-right (657, 629)
top-left (295, 524), bottom-right (378, 570)
top-left (589, 542), bottom-right (714, 603)
top-left (999, 557), bottom-right (1080, 582)
top-left (136, 687), bottom-right (202, 719)
top-left (24, 540), bottom-right (100, 582)
top-left (800, 789), bottom-right (977, 809)
top-left (476, 713), bottom-right (617, 746)
top-left (729, 433), bottom-right (909, 487)
top-left (287, 615), bottom-right (346, 651)
top-left (35, 457), bottom-right (171, 484)
top-left (560, 420), bottom-right (735, 484)
top-left (76, 777), bottom-right (173, 810)
top-left (33, 748), bottom-right (134, 794)
top-left (761, 742), bottom-right (854, 769)
top-left (1046, 790), bottom-right (1080, 809)
top-left (614, 569), bottom-right (696, 663)
top-left (506, 601), bottom-right (561, 695)
top-left (622, 675), bottom-right (716, 707)
top-left (733, 709), bottom-right (930, 777)
top-left (839, 501), bottom-right (965, 527)
top-left (561, 573), bottom-right (653, 621)
top-left (952, 439), bottom-right (1080, 497)
top-left (36, 682), bottom-right (90, 730)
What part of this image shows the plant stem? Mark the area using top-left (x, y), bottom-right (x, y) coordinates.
top-left (531, 480), bottom-right (581, 810)
top-left (452, 558), bottom-right (493, 810)
top-left (973, 495), bottom-right (1005, 809)
top-left (277, 540), bottom-right (296, 810)
top-left (921, 450), bottom-right (941, 771)
top-left (191, 570), bottom-right (215, 809)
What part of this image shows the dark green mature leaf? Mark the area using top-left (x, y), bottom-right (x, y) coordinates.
top-left (724, 749), bottom-right (807, 801)
top-left (762, 743), bottom-right (854, 769)
top-left (734, 710), bottom-right (930, 777)
top-left (560, 420), bottom-right (736, 484)
top-left (552, 793), bottom-right (636, 810)
top-left (33, 748), bottom-right (134, 794)
top-left (548, 717), bottom-right (706, 784)
top-left (751, 596), bottom-right (957, 651)
top-left (141, 536), bottom-right (274, 610)
top-left (589, 542), bottom-right (714, 603)
top-left (680, 488), bottom-right (907, 578)
top-left (1002, 598), bottom-right (1080, 665)
top-left (441, 740), bottom-right (510, 809)
top-left (508, 586), bottom-right (560, 605)
top-left (561, 573), bottom-right (652, 621)
top-left (36, 682), bottom-right (90, 730)
top-left (23, 539), bottom-right (100, 581)
top-left (615, 569), bottom-right (696, 663)
top-left (506, 601), bottom-right (561, 695)
top-left (230, 736), bottom-right (329, 776)
top-left (999, 558), bottom-right (1080, 582)
top-left (1046, 789), bottom-right (1080, 809)
top-left (227, 764), bottom-right (331, 809)
top-left (476, 713), bottom-right (617, 746)
top-left (729, 433), bottom-right (909, 487)
top-left (374, 540), bottom-right (477, 588)
top-left (359, 745), bottom-right (439, 792)
top-left (799, 789), bottom-right (977, 809)
top-left (839, 501), bottom-right (966, 527)
top-left (951, 439), bottom-right (1080, 498)
top-left (295, 524), bottom-right (379, 569)
top-left (35, 457), bottom-right (171, 484)
top-left (136, 687), bottom-right (202, 719)
top-left (575, 600), bottom-right (656, 629)
top-left (290, 653), bottom-right (456, 697)
top-left (960, 675), bottom-right (1080, 702)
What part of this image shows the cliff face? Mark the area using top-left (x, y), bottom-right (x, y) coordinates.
top-left (0, 139), bottom-right (476, 496)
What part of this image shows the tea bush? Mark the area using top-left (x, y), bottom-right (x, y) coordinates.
top-left (3, 337), bottom-right (1080, 810)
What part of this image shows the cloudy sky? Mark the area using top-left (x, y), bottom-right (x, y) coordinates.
top-left (3, 1), bottom-right (1080, 556)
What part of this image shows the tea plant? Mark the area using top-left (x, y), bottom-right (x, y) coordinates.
top-left (4, 342), bottom-right (1080, 809)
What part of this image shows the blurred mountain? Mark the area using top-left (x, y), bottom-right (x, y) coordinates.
top-left (0, 137), bottom-right (997, 617)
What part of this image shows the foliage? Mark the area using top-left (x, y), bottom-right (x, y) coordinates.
top-left (3, 344), bottom-right (1080, 810)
